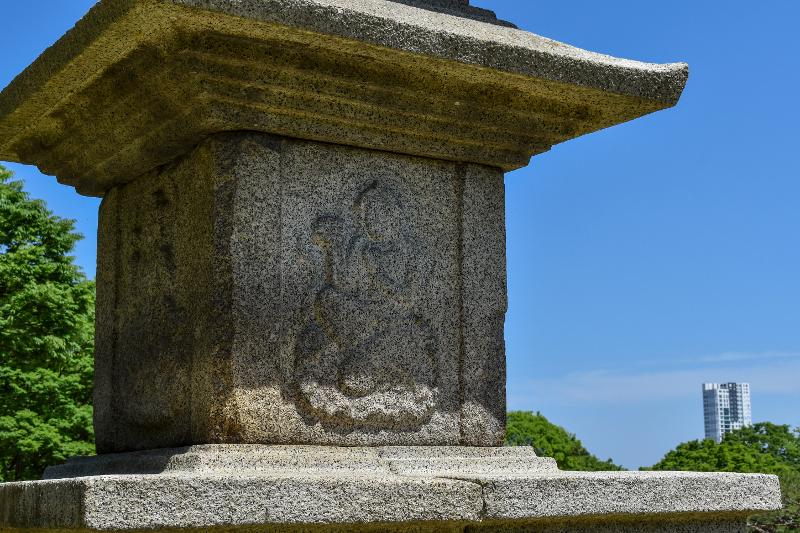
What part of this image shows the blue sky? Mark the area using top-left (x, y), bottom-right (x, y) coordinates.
top-left (2, 1), bottom-right (798, 469)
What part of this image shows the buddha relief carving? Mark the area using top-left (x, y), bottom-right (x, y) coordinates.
top-left (294, 179), bottom-right (439, 428)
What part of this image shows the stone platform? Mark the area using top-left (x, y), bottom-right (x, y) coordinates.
top-left (0, 446), bottom-right (781, 531)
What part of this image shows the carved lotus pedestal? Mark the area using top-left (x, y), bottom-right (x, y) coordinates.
top-left (0, 0), bottom-right (781, 531)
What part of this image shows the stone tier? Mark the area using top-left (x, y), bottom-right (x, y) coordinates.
top-left (0, 0), bottom-right (687, 196)
top-left (0, 446), bottom-right (782, 532)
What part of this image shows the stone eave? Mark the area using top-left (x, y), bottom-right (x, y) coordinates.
top-left (0, 0), bottom-right (688, 196)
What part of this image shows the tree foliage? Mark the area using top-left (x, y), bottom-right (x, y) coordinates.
top-left (505, 410), bottom-right (623, 471)
top-left (646, 423), bottom-right (800, 532)
top-left (0, 165), bottom-right (95, 481)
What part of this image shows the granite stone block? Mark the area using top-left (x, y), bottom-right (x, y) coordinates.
top-left (94, 132), bottom-right (506, 452)
top-left (0, 445), bottom-right (782, 532)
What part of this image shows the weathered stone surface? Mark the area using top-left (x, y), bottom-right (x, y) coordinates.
top-left (0, 0), bottom-right (687, 196)
top-left (43, 445), bottom-right (558, 479)
top-left (95, 131), bottom-right (506, 452)
top-left (0, 475), bottom-right (482, 531)
top-left (0, 446), bottom-right (781, 532)
top-left (480, 471), bottom-right (782, 521)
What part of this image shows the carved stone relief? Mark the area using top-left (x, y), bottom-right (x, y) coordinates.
top-left (96, 134), bottom-right (506, 449)
top-left (294, 179), bottom-right (439, 429)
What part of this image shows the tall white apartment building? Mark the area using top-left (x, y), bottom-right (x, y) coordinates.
top-left (702, 383), bottom-right (752, 442)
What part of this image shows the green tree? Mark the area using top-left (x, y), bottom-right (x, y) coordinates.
top-left (647, 423), bottom-right (800, 532)
top-left (505, 411), bottom-right (623, 471)
top-left (0, 164), bottom-right (95, 481)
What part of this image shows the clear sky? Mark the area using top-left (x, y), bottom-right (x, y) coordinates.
top-left (1, 1), bottom-right (798, 469)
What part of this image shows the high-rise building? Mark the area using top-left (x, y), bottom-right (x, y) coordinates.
top-left (702, 382), bottom-right (752, 442)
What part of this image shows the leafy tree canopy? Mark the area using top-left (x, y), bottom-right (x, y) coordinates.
top-left (505, 410), bottom-right (623, 471)
top-left (0, 164), bottom-right (95, 481)
top-left (647, 423), bottom-right (800, 532)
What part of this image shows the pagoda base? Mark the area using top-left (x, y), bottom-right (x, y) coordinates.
top-left (0, 446), bottom-right (781, 532)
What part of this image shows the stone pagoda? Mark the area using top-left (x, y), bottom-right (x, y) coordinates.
top-left (0, 0), bottom-right (781, 531)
